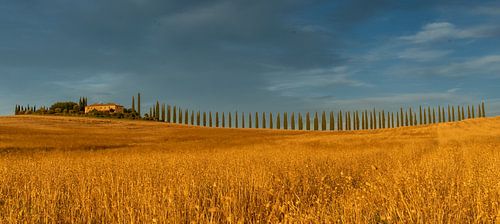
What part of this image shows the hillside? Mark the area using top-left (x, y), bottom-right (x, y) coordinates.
top-left (0, 115), bottom-right (499, 223)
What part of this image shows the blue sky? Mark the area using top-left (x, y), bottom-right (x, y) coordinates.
top-left (1, 0), bottom-right (499, 115)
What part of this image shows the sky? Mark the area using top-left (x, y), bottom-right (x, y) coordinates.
top-left (1, 0), bottom-right (500, 116)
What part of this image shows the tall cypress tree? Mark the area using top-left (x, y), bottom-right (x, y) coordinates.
top-left (161, 103), bottom-right (166, 122)
top-left (481, 101), bottom-right (485, 117)
top-left (284, 112), bottom-right (288, 130)
top-left (404, 111), bottom-right (408, 126)
top-left (330, 111), bottom-right (335, 131)
top-left (277, 113), bottom-right (281, 129)
top-left (291, 112), bottom-right (295, 130)
top-left (306, 112), bottom-right (311, 131)
top-left (155, 101), bottom-right (160, 121)
top-left (269, 112), bottom-right (273, 129)
top-left (235, 111), bottom-right (239, 128)
top-left (298, 112), bottom-right (303, 130)
top-left (314, 112), bottom-right (319, 131)
top-left (471, 105), bottom-right (475, 118)
top-left (408, 108), bottom-right (412, 126)
top-left (132, 96), bottom-right (136, 114)
top-left (457, 106), bottom-right (461, 121)
top-left (173, 105), bottom-right (177, 123)
top-left (437, 106), bottom-right (441, 123)
top-left (197, 111), bottom-right (201, 126)
top-left (262, 112), bottom-right (266, 129)
top-left (338, 111), bottom-right (342, 131)
top-left (391, 112), bottom-right (395, 128)
top-left (451, 106), bottom-right (455, 121)
top-left (203, 112), bottom-right (207, 127)
top-left (191, 111), bottom-right (194, 125)
top-left (432, 108), bottom-right (436, 123)
top-left (209, 111), bottom-right (213, 127)
top-left (242, 112), bottom-right (245, 128)
top-left (249, 112), bottom-right (252, 128)
top-left (477, 104), bottom-right (481, 119)
top-left (137, 93), bottom-right (141, 118)
top-left (216, 112), bottom-right (219, 128)
top-left (321, 111), bottom-right (327, 131)
top-left (178, 107), bottom-right (182, 124)
top-left (222, 112), bottom-right (226, 128)
top-left (184, 109), bottom-right (188, 124)
top-left (229, 112), bottom-right (232, 128)
top-left (255, 112), bottom-right (259, 129)
top-left (467, 105), bottom-right (471, 119)
top-left (461, 106), bottom-right (465, 120)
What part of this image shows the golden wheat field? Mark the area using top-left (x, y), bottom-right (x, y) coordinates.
top-left (0, 115), bottom-right (499, 223)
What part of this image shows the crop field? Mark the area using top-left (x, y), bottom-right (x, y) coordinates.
top-left (0, 115), bottom-right (499, 223)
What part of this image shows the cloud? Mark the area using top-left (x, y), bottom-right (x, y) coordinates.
top-left (397, 48), bottom-right (452, 61)
top-left (399, 22), bottom-right (497, 43)
top-left (265, 66), bottom-right (372, 97)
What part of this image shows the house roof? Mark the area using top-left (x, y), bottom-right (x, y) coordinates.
top-left (86, 103), bottom-right (123, 107)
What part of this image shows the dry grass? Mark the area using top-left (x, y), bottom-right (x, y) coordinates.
top-left (0, 115), bottom-right (499, 223)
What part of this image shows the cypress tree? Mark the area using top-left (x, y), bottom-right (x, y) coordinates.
top-left (155, 101), bottom-right (160, 121)
top-left (419, 106), bottom-right (423, 125)
top-left (400, 107), bottom-right (404, 127)
top-left (261, 112), bottom-right (265, 129)
top-left (346, 111), bottom-right (350, 130)
top-left (451, 106), bottom-right (455, 121)
top-left (408, 108), bottom-right (412, 126)
top-left (298, 112), bottom-right (303, 130)
top-left (312, 112), bottom-right (317, 131)
top-left (448, 105), bottom-right (451, 122)
top-left (396, 111), bottom-right (400, 127)
top-left (405, 111), bottom-right (409, 126)
top-left (132, 96), bottom-right (136, 113)
top-left (338, 111), bottom-right (342, 131)
top-left (216, 112), bottom-right (219, 128)
top-left (197, 111), bottom-right (200, 126)
top-left (379, 111), bottom-right (382, 129)
top-left (481, 101), bottom-right (486, 117)
top-left (191, 111), bottom-right (194, 125)
top-left (161, 103), bottom-right (166, 122)
top-left (249, 112), bottom-right (252, 128)
top-left (209, 112), bottom-right (213, 127)
top-left (322, 111), bottom-right (327, 131)
top-left (173, 105), bottom-right (177, 123)
top-left (167, 105), bottom-right (171, 123)
top-left (461, 106), bottom-right (465, 120)
top-left (423, 109), bottom-right (427, 124)
top-left (438, 106), bottom-right (442, 123)
top-left (467, 105), bottom-right (471, 119)
top-left (457, 106), bottom-right (461, 121)
top-left (262, 112), bottom-right (266, 129)
top-left (277, 113), bottom-right (281, 129)
top-left (430, 108), bottom-right (434, 123)
top-left (203, 112), bottom-right (207, 127)
top-left (235, 112), bottom-right (239, 128)
top-left (471, 105), bottom-right (475, 118)
top-left (178, 107), bottom-right (182, 124)
top-left (150, 107), bottom-right (153, 119)
top-left (291, 112), bottom-right (295, 130)
top-left (255, 112), bottom-right (259, 129)
top-left (477, 104), bottom-right (481, 119)
top-left (306, 112), bottom-right (310, 130)
top-left (184, 109), bottom-right (188, 124)
top-left (370, 111), bottom-right (373, 129)
top-left (137, 93), bottom-right (141, 118)
top-left (270, 112), bottom-right (274, 129)
top-left (229, 112), bottom-right (232, 128)
top-left (386, 111), bottom-right (390, 128)
top-left (284, 112), bottom-right (288, 130)
top-left (413, 112), bottom-right (417, 125)
top-left (242, 112), bottom-right (245, 128)
top-left (391, 112), bottom-right (395, 128)
top-left (330, 111), bottom-right (335, 131)
top-left (222, 112), bottom-right (226, 128)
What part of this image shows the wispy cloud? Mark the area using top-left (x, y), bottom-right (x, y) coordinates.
top-left (397, 48), bottom-right (452, 61)
top-left (265, 66), bottom-right (372, 94)
top-left (49, 73), bottom-right (127, 97)
top-left (399, 22), bottom-right (497, 43)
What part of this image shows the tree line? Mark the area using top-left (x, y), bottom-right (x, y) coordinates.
top-left (15, 93), bottom-right (487, 131)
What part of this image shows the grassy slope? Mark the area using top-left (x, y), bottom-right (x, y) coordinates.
top-left (0, 115), bottom-right (499, 223)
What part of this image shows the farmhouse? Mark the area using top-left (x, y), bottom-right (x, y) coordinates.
top-left (85, 103), bottom-right (124, 114)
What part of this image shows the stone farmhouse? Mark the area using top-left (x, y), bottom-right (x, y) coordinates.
top-left (85, 103), bottom-right (124, 114)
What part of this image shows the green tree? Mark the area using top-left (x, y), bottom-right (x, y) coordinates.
top-left (262, 112), bottom-right (266, 129)
top-left (209, 112), bottom-right (213, 127)
top-left (191, 111), bottom-right (194, 125)
top-left (291, 112), bottom-right (295, 130)
top-left (242, 112), bottom-right (245, 128)
top-left (132, 96), bottom-right (135, 114)
top-left (173, 105), bottom-right (177, 123)
top-left (203, 112), bottom-right (207, 127)
top-left (471, 105), bottom-right (475, 118)
top-left (338, 111), bottom-right (343, 131)
top-left (161, 103), bottom-right (166, 122)
top-left (269, 112), bottom-right (274, 129)
top-left (284, 112), bottom-right (288, 130)
top-left (276, 113), bottom-right (281, 130)
top-left (255, 112), bottom-right (259, 129)
top-left (229, 112), bottom-right (232, 128)
top-left (197, 111), bottom-right (201, 126)
top-left (235, 111), bottom-right (239, 128)
top-left (248, 112), bottom-right (252, 128)
top-left (306, 112), bottom-right (310, 130)
top-left (184, 109), bottom-right (188, 124)
top-left (330, 111), bottom-right (335, 131)
top-left (298, 112), bottom-right (303, 130)
top-left (137, 93), bottom-right (141, 118)
top-left (216, 112), bottom-right (219, 127)
top-left (482, 101), bottom-right (486, 117)
top-left (314, 112), bottom-right (319, 131)
top-left (222, 112), bottom-right (226, 128)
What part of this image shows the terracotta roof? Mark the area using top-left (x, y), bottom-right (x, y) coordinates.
top-left (87, 103), bottom-right (123, 107)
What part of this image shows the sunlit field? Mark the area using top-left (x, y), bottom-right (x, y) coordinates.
top-left (0, 115), bottom-right (499, 223)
